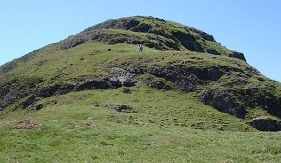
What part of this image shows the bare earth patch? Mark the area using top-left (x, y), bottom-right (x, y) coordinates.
top-left (85, 117), bottom-right (97, 128)
top-left (15, 119), bottom-right (43, 130)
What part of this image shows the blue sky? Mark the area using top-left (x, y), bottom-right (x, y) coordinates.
top-left (0, 0), bottom-right (280, 82)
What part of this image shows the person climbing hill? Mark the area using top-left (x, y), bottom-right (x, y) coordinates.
top-left (138, 44), bottom-right (143, 53)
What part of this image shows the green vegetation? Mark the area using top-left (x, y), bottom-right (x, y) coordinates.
top-left (1, 86), bottom-right (281, 162)
top-left (0, 16), bottom-right (281, 162)
top-left (0, 41), bottom-right (259, 86)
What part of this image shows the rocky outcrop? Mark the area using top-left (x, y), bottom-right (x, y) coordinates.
top-left (110, 67), bottom-right (136, 87)
top-left (0, 84), bottom-right (36, 110)
top-left (87, 18), bottom-right (141, 31)
top-left (148, 80), bottom-right (172, 90)
top-left (106, 104), bottom-right (133, 113)
top-left (250, 117), bottom-right (281, 131)
top-left (201, 88), bottom-right (281, 119)
top-left (122, 87), bottom-right (131, 93)
top-left (229, 51), bottom-right (246, 62)
top-left (145, 66), bottom-right (198, 92)
top-left (131, 23), bottom-right (153, 32)
top-left (171, 30), bottom-right (204, 52)
top-left (201, 89), bottom-right (246, 118)
top-left (110, 64), bottom-right (225, 92)
top-left (0, 78), bottom-right (122, 110)
top-left (57, 16), bottom-right (247, 61)
top-left (144, 65), bottom-right (224, 92)
top-left (235, 88), bottom-right (281, 118)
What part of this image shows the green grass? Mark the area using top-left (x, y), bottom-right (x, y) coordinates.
top-left (1, 86), bottom-right (281, 162)
top-left (1, 16), bottom-right (281, 163)
top-left (0, 41), bottom-right (262, 86)
top-left (1, 40), bottom-right (279, 121)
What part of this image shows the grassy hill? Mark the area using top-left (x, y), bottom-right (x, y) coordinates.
top-left (0, 16), bottom-right (281, 162)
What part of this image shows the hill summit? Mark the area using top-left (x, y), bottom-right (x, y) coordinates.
top-left (1, 16), bottom-right (281, 162)
top-left (60, 16), bottom-right (246, 61)
top-left (0, 16), bottom-right (281, 132)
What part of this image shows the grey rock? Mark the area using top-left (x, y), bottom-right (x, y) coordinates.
top-left (171, 30), bottom-right (204, 52)
top-left (123, 87), bottom-right (131, 93)
top-left (229, 51), bottom-right (246, 62)
top-left (145, 65), bottom-right (224, 92)
top-left (235, 88), bottom-right (281, 118)
top-left (250, 117), bottom-right (281, 131)
top-left (16, 78), bottom-right (122, 110)
top-left (110, 67), bottom-right (136, 87)
top-left (201, 89), bottom-right (246, 118)
top-left (148, 80), bottom-right (172, 90)
top-left (106, 104), bottom-right (133, 113)
top-left (131, 23), bottom-right (152, 33)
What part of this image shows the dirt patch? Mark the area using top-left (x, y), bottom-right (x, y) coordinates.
top-left (15, 119), bottom-right (43, 130)
top-left (85, 117), bottom-right (97, 128)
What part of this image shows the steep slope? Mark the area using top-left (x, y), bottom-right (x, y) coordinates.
top-left (0, 16), bottom-right (281, 132)
top-left (1, 16), bottom-right (281, 162)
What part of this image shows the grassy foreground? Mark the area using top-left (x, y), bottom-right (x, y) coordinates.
top-left (0, 86), bottom-right (280, 163)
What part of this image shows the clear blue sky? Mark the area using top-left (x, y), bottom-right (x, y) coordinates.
top-left (1, 0), bottom-right (280, 82)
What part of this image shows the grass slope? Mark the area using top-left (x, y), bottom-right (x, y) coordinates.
top-left (0, 41), bottom-right (267, 86)
top-left (1, 41), bottom-right (279, 118)
top-left (0, 27), bottom-right (280, 162)
top-left (1, 86), bottom-right (281, 162)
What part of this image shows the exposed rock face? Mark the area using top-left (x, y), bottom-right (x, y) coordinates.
top-left (87, 18), bottom-right (141, 31)
top-left (131, 23), bottom-right (153, 32)
top-left (110, 64), bottom-right (225, 92)
top-left (201, 89), bottom-right (246, 118)
top-left (229, 51), bottom-right (246, 62)
top-left (171, 30), bottom-right (204, 52)
top-left (201, 88), bottom-right (281, 119)
top-left (250, 117), bottom-right (281, 131)
top-left (235, 88), bottom-right (281, 118)
top-left (144, 65), bottom-right (223, 92)
top-left (145, 66), bottom-right (197, 92)
top-left (1, 78), bottom-right (123, 110)
top-left (187, 27), bottom-right (216, 42)
top-left (148, 80), bottom-right (172, 90)
top-left (110, 67), bottom-right (135, 87)
top-left (0, 84), bottom-right (36, 110)
top-left (75, 78), bottom-right (121, 91)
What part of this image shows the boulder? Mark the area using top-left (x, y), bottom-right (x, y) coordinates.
top-left (250, 117), bottom-right (281, 131)
top-left (122, 79), bottom-right (135, 87)
top-left (123, 87), bottom-right (131, 93)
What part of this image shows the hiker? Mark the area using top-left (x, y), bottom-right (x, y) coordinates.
top-left (138, 44), bottom-right (144, 53)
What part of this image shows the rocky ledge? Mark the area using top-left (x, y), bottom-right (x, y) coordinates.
top-left (0, 78), bottom-right (123, 111)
